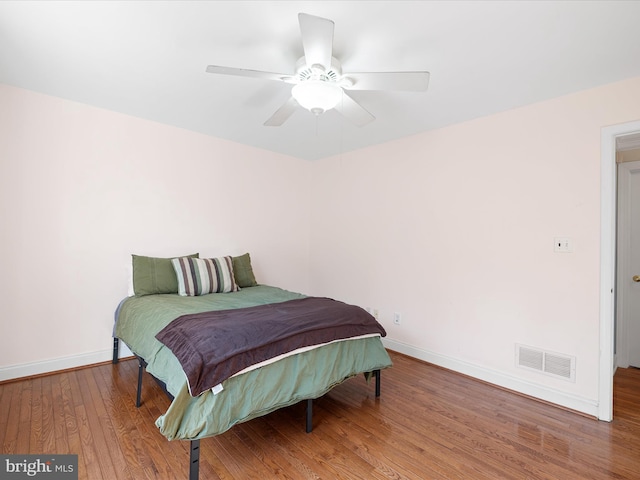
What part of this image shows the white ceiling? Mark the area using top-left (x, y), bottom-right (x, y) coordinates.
top-left (2, 1), bottom-right (640, 160)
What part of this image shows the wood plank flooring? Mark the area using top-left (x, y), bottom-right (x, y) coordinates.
top-left (2, 351), bottom-right (640, 479)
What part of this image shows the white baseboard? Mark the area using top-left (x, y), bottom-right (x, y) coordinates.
top-left (0, 343), bottom-right (133, 382)
top-left (382, 338), bottom-right (599, 418)
top-left (2, 339), bottom-right (600, 418)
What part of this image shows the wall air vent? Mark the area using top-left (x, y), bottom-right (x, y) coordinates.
top-left (516, 344), bottom-right (576, 382)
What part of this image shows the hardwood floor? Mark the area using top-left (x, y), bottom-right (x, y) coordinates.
top-left (2, 351), bottom-right (640, 479)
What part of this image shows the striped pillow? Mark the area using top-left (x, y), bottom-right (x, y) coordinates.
top-left (171, 256), bottom-right (240, 296)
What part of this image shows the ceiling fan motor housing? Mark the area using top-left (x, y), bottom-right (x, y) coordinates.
top-left (295, 56), bottom-right (342, 83)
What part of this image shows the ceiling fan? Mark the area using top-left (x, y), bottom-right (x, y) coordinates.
top-left (205, 13), bottom-right (430, 127)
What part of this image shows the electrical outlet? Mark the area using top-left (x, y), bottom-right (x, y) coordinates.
top-left (393, 312), bottom-right (402, 325)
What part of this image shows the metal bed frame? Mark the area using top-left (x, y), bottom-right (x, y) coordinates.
top-left (112, 337), bottom-right (381, 480)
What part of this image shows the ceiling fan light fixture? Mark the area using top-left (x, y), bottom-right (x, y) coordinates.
top-left (292, 80), bottom-right (342, 115)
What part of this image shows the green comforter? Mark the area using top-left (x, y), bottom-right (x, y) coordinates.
top-left (115, 285), bottom-right (392, 440)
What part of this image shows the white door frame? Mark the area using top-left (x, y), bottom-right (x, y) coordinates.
top-left (599, 120), bottom-right (640, 421)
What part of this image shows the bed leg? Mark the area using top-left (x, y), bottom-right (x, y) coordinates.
top-left (374, 369), bottom-right (381, 397)
top-left (189, 440), bottom-right (200, 480)
top-left (136, 358), bottom-right (144, 408)
top-left (306, 399), bottom-right (313, 433)
top-left (112, 337), bottom-right (119, 364)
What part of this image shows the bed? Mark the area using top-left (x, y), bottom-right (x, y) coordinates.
top-left (112, 253), bottom-right (393, 480)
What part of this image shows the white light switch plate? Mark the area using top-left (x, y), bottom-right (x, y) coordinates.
top-left (554, 237), bottom-right (572, 253)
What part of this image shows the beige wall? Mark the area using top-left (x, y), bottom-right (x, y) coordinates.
top-left (3, 74), bottom-right (640, 416)
top-left (309, 76), bottom-right (640, 415)
top-left (0, 84), bottom-right (311, 375)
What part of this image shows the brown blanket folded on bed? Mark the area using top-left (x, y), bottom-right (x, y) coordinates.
top-left (155, 297), bottom-right (386, 396)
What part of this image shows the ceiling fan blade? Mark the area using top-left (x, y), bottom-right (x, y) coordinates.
top-left (298, 13), bottom-right (334, 70)
top-left (345, 71), bottom-right (430, 91)
top-left (334, 92), bottom-right (375, 127)
top-left (264, 96), bottom-right (299, 126)
top-left (206, 65), bottom-right (294, 83)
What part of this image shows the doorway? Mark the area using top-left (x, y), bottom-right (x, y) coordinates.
top-left (616, 157), bottom-right (640, 368)
top-left (600, 121), bottom-right (640, 422)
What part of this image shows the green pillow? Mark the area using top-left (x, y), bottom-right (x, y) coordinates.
top-left (232, 253), bottom-right (258, 288)
top-left (132, 253), bottom-right (199, 296)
